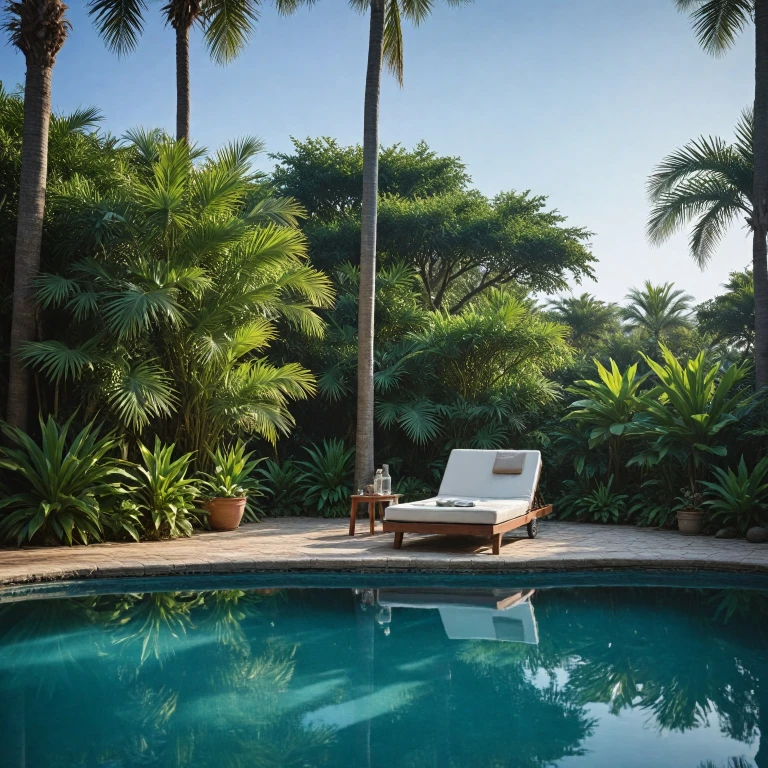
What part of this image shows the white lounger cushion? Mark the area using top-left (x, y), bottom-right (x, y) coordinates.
top-left (438, 449), bottom-right (541, 505)
top-left (384, 497), bottom-right (530, 525)
top-left (384, 449), bottom-right (542, 526)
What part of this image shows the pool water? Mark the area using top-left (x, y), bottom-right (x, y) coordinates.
top-left (0, 580), bottom-right (766, 768)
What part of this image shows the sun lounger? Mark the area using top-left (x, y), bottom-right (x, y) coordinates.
top-left (377, 588), bottom-right (539, 643)
top-left (382, 449), bottom-right (552, 554)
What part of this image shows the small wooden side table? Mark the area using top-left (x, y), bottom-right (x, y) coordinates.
top-left (349, 494), bottom-right (402, 536)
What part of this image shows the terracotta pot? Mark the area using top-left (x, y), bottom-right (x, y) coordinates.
top-left (676, 508), bottom-right (704, 535)
top-left (206, 497), bottom-right (247, 531)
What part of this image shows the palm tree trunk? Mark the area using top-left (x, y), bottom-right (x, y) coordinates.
top-left (7, 62), bottom-right (53, 431)
top-left (354, 0), bottom-right (385, 489)
top-left (753, 0), bottom-right (768, 388)
top-left (176, 24), bottom-right (191, 143)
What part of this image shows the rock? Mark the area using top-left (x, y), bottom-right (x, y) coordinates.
top-left (746, 526), bottom-right (768, 544)
top-left (715, 527), bottom-right (740, 539)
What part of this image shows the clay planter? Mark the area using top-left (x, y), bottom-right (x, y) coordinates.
top-left (676, 508), bottom-right (704, 535)
top-left (206, 497), bottom-right (247, 531)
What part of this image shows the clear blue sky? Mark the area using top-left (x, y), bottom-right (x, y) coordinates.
top-left (0, 0), bottom-right (754, 304)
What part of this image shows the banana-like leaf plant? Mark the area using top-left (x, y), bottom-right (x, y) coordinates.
top-left (631, 345), bottom-right (757, 498)
top-left (565, 359), bottom-right (648, 484)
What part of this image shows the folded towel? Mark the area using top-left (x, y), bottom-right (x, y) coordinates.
top-left (435, 498), bottom-right (476, 508)
top-left (453, 500), bottom-right (476, 508)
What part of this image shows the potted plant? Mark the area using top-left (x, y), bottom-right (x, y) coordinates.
top-left (201, 443), bottom-right (263, 531)
top-left (674, 488), bottom-right (705, 535)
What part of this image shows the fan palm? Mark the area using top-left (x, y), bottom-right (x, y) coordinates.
top-left (88, 0), bottom-right (311, 142)
top-left (621, 281), bottom-right (694, 341)
top-left (22, 133), bottom-right (333, 458)
top-left (673, 0), bottom-right (768, 388)
top-left (2, 0), bottom-right (70, 431)
top-left (350, 0), bottom-right (471, 488)
top-left (549, 293), bottom-right (620, 347)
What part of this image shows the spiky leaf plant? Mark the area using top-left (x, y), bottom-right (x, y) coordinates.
top-left (0, 416), bottom-right (126, 545)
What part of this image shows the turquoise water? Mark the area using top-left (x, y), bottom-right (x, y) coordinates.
top-left (0, 578), bottom-right (766, 768)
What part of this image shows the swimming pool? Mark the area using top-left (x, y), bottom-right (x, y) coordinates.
top-left (0, 573), bottom-right (766, 767)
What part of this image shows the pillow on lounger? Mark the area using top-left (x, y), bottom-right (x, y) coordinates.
top-left (492, 451), bottom-right (526, 475)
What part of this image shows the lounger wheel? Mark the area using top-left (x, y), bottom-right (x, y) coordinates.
top-left (526, 518), bottom-right (539, 539)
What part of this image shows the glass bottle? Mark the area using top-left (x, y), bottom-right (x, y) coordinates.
top-left (373, 468), bottom-right (383, 495)
top-left (381, 464), bottom-right (391, 495)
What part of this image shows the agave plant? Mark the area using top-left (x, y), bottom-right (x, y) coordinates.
top-left (256, 459), bottom-right (305, 517)
top-left (295, 439), bottom-right (355, 518)
top-left (702, 456), bottom-right (768, 535)
top-left (200, 442), bottom-right (264, 522)
top-left (631, 346), bottom-right (757, 496)
top-left (125, 437), bottom-right (200, 539)
top-left (0, 416), bottom-right (126, 545)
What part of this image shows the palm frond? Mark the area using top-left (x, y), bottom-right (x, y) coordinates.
top-left (202, 0), bottom-right (260, 65)
top-left (18, 340), bottom-right (97, 383)
top-left (87, 0), bottom-right (147, 55)
top-left (675, 0), bottom-right (753, 55)
top-left (102, 359), bottom-right (178, 432)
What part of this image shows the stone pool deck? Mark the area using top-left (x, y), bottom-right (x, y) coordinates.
top-left (0, 518), bottom-right (766, 588)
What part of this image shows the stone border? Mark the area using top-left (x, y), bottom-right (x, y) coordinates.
top-left (0, 519), bottom-right (765, 591)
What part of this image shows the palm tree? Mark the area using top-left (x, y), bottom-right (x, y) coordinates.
top-left (2, 0), bottom-right (69, 431)
top-left (674, 0), bottom-right (768, 388)
top-left (549, 293), bottom-right (620, 347)
top-left (621, 281), bottom-right (694, 341)
top-left (22, 133), bottom-right (333, 456)
top-left (350, 0), bottom-right (470, 488)
top-left (87, 0), bottom-right (308, 143)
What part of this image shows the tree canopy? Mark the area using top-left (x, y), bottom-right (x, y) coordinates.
top-left (271, 137), bottom-right (596, 310)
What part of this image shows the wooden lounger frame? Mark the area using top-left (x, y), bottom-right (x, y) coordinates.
top-left (382, 504), bottom-right (553, 555)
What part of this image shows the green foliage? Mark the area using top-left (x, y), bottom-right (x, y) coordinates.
top-left (257, 459), bottom-right (306, 517)
top-left (295, 439), bottom-right (355, 518)
top-left (621, 281), bottom-right (694, 341)
top-left (548, 293), bottom-right (621, 347)
top-left (25, 134), bottom-right (328, 456)
top-left (559, 476), bottom-right (628, 523)
top-left (647, 108), bottom-right (753, 268)
top-left (125, 437), bottom-right (200, 539)
top-left (702, 455), bottom-right (768, 534)
top-left (272, 137), bottom-right (595, 306)
top-left (0, 416), bottom-right (124, 546)
top-left (201, 442), bottom-right (264, 522)
top-left (565, 359), bottom-right (647, 481)
top-left (632, 346), bottom-right (756, 494)
top-left (697, 269), bottom-right (754, 355)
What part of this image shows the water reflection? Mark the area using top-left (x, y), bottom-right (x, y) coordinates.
top-left (0, 584), bottom-right (765, 767)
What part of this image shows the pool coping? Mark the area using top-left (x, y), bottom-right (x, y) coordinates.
top-left (0, 518), bottom-right (766, 593)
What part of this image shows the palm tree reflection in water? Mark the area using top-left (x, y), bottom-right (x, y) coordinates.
top-left (0, 584), bottom-right (765, 767)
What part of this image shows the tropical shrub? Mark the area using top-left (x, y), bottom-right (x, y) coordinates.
top-left (559, 476), bottom-right (628, 523)
top-left (631, 346), bottom-right (756, 497)
top-left (257, 459), bottom-right (305, 517)
top-left (702, 456), bottom-right (768, 534)
top-left (21, 133), bottom-right (331, 457)
top-left (201, 442), bottom-right (264, 522)
top-left (295, 439), bottom-right (355, 518)
top-left (565, 359), bottom-right (647, 483)
top-left (0, 416), bottom-right (125, 545)
top-left (124, 437), bottom-right (200, 539)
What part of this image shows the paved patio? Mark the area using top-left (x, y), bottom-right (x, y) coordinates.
top-left (0, 517), bottom-right (766, 588)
